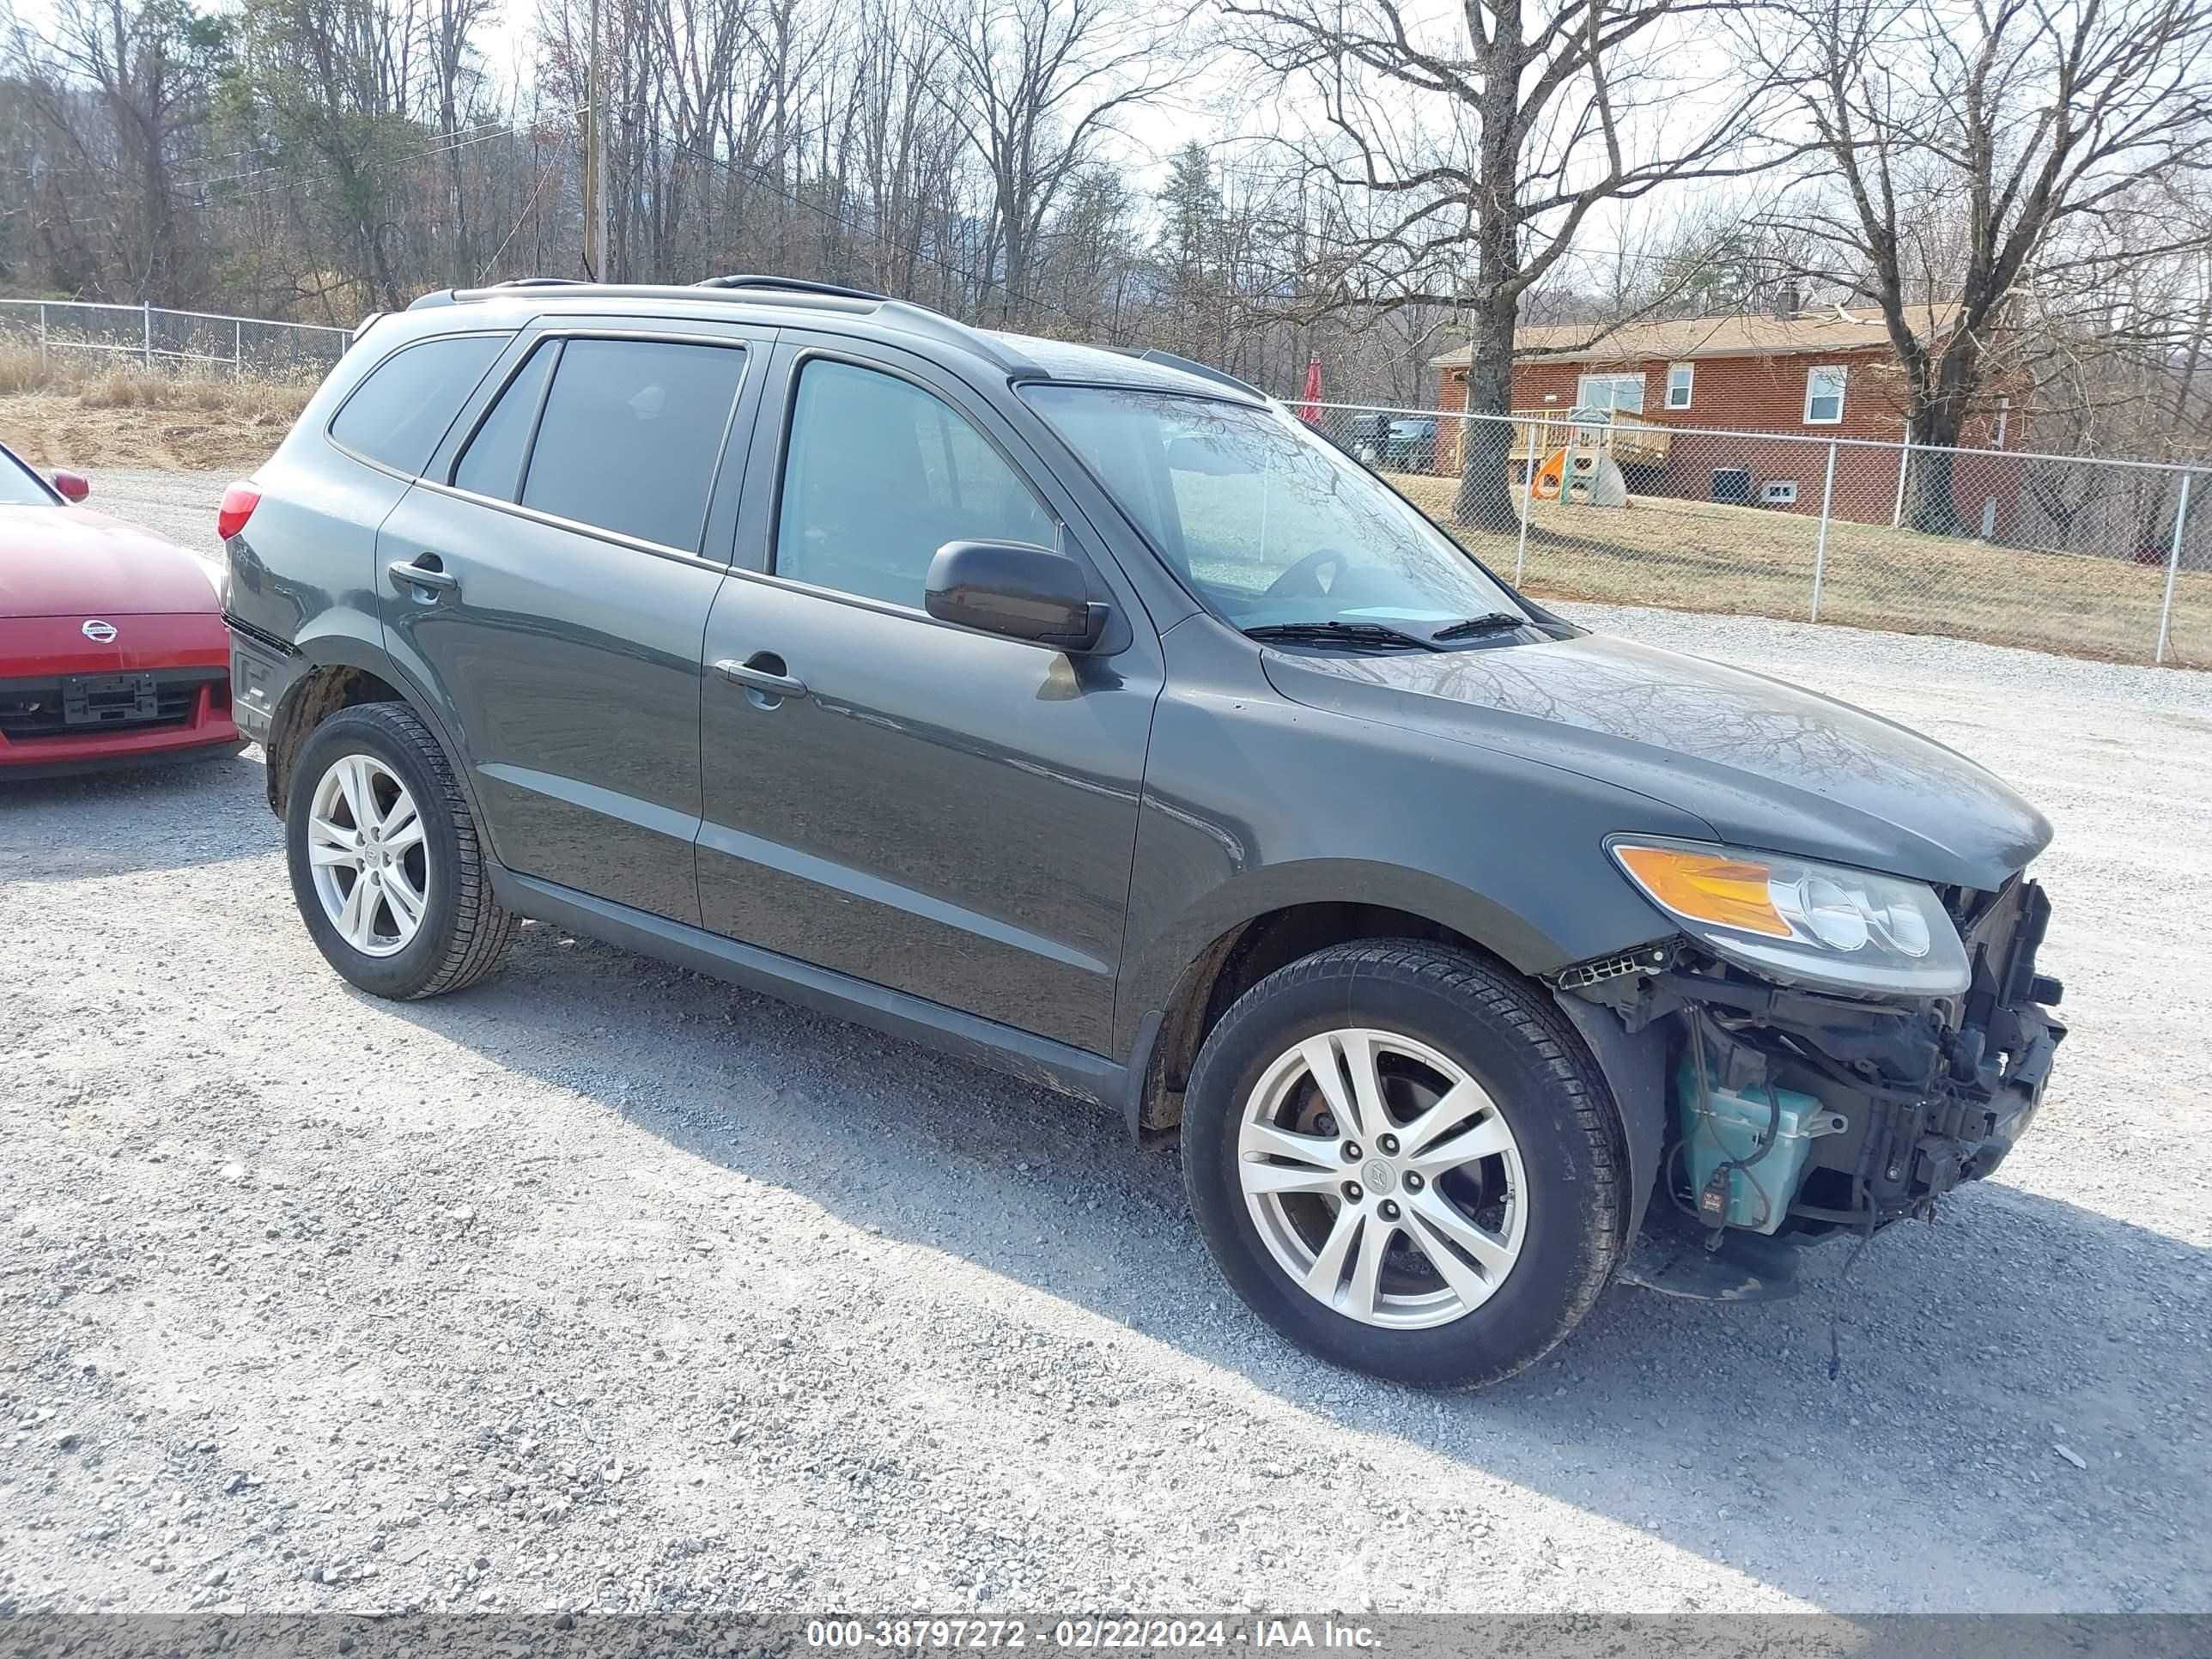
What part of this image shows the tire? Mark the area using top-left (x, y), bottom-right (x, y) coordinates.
top-left (1182, 939), bottom-right (1626, 1389)
top-left (284, 702), bottom-right (516, 1000)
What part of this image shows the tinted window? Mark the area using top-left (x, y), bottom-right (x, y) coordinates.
top-left (330, 333), bottom-right (507, 475)
top-left (520, 338), bottom-right (744, 551)
top-left (453, 340), bottom-right (559, 501)
top-left (775, 359), bottom-right (1056, 607)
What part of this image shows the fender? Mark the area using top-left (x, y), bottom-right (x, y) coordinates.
top-left (260, 625), bottom-right (486, 830)
top-left (1114, 859), bottom-right (1674, 1198)
top-left (1114, 854), bottom-right (1571, 1062)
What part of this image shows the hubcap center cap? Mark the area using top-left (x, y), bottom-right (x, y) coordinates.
top-left (1361, 1158), bottom-right (1396, 1195)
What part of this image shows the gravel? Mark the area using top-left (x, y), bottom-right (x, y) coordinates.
top-left (2, 470), bottom-right (2207, 1615)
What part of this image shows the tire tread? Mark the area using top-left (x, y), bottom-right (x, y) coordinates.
top-left (296, 702), bottom-right (516, 1000)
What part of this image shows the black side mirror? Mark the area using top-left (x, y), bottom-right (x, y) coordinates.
top-left (926, 540), bottom-right (1108, 651)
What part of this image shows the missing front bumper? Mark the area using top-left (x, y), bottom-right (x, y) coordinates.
top-left (1568, 875), bottom-right (2065, 1246)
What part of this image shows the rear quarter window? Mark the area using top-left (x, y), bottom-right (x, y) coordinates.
top-left (328, 332), bottom-right (510, 476)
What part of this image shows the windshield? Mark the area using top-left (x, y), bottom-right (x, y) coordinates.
top-left (0, 448), bottom-right (55, 507)
top-left (1021, 386), bottom-right (1525, 632)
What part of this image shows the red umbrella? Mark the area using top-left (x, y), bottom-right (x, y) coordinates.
top-left (1296, 355), bottom-right (1322, 424)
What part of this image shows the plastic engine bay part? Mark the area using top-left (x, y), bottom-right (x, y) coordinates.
top-left (1675, 1043), bottom-right (1848, 1235)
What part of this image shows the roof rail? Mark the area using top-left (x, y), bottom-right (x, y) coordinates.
top-left (695, 274), bottom-right (889, 303)
top-left (425, 275), bottom-right (1036, 375)
top-left (1121, 348), bottom-right (1267, 400)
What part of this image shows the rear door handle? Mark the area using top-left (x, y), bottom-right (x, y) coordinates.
top-left (712, 655), bottom-right (808, 699)
top-left (388, 555), bottom-right (460, 599)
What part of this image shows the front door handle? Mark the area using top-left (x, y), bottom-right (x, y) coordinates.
top-left (713, 655), bottom-right (808, 699)
top-left (388, 555), bottom-right (460, 599)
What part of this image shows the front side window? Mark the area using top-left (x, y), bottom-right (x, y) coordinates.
top-left (520, 338), bottom-right (746, 551)
top-left (1805, 364), bottom-right (1847, 424)
top-left (1024, 385), bottom-right (1526, 632)
top-left (775, 358), bottom-right (1057, 609)
top-left (330, 333), bottom-right (508, 475)
top-left (1576, 372), bottom-right (1645, 415)
top-left (1666, 362), bottom-right (1694, 409)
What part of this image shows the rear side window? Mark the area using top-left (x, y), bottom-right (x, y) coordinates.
top-left (329, 333), bottom-right (507, 475)
top-left (453, 341), bottom-right (560, 501)
top-left (520, 338), bottom-right (745, 551)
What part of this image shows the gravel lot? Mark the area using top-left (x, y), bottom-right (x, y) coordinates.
top-left (3, 470), bottom-right (2208, 1617)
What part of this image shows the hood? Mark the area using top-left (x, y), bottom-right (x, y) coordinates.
top-left (1262, 632), bottom-right (2051, 890)
top-left (0, 505), bottom-right (224, 619)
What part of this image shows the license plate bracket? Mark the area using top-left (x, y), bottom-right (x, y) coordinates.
top-left (63, 672), bottom-right (161, 727)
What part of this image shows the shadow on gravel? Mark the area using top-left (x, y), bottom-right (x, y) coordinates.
top-left (0, 749), bottom-right (269, 880)
top-left (382, 922), bottom-right (2209, 1613)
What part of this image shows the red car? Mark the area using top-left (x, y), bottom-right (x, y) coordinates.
top-left (0, 442), bottom-right (241, 778)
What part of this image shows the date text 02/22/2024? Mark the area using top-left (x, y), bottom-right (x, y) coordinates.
top-left (802, 1617), bottom-right (1382, 1650)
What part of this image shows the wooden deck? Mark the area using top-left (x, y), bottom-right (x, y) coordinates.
top-left (1431, 407), bottom-right (1676, 477)
top-left (1506, 410), bottom-right (1673, 468)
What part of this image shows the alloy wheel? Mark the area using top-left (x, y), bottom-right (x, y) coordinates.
top-left (1237, 1027), bottom-right (1528, 1329)
top-left (306, 752), bottom-right (430, 958)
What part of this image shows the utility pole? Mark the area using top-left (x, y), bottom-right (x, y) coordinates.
top-left (582, 0), bottom-right (608, 281)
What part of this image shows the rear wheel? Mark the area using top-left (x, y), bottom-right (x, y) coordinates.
top-left (284, 702), bottom-right (515, 999)
top-left (1182, 940), bottom-right (1625, 1389)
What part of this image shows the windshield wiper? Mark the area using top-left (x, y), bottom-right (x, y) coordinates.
top-left (1429, 612), bottom-right (1529, 641)
top-left (1243, 621), bottom-right (1443, 653)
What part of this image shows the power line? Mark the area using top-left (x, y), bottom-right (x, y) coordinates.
top-left (185, 103), bottom-right (589, 197)
top-left (173, 105), bottom-right (574, 191)
top-left (659, 133), bottom-right (1135, 345)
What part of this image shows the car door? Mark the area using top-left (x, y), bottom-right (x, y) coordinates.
top-left (378, 318), bottom-right (773, 924)
top-left (695, 337), bottom-right (1162, 1056)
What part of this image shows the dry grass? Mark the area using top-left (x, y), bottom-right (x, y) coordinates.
top-left (0, 346), bottom-right (314, 471)
top-left (1386, 471), bottom-right (2211, 671)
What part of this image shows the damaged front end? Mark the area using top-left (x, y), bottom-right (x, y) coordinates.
top-left (1559, 854), bottom-right (2065, 1296)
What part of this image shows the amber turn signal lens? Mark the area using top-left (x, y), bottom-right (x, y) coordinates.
top-left (1613, 845), bottom-right (1790, 938)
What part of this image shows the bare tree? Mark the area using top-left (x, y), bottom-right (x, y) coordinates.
top-left (425, 0), bottom-right (496, 280)
top-left (1747, 0), bottom-right (2212, 531)
top-left (4, 0), bottom-right (216, 301)
top-left (1219, 0), bottom-right (1794, 526)
top-left (927, 0), bottom-right (1194, 325)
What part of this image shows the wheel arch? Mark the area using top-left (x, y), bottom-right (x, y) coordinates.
top-left (1123, 864), bottom-right (1565, 1144)
top-left (1122, 871), bottom-right (1666, 1237)
top-left (264, 635), bottom-right (475, 823)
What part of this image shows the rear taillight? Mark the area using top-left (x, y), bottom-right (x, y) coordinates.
top-left (217, 481), bottom-right (261, 544)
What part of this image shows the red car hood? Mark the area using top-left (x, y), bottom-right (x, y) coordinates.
top-left (0, 504), bottom-right (223, 619)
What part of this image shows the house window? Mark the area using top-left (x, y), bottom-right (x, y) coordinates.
top-left (1576, 372), bottom-right (1645, 415)
top-left (1804, 364), bottom-right (1847, 425)
top-left (1665, 363), bottom-right (1694, 409)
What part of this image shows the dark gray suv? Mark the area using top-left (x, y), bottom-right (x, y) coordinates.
top-left (222, 276), bottom-right (2064, 1389)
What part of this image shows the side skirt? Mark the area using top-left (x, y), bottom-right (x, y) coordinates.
top-left (494, 868), bottom-right (1128, 1112)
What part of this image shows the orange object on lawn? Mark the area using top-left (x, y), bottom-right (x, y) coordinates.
top-left (1532, 448), bottom-right (1567, 500)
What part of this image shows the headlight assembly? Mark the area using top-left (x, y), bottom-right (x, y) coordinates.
top-left (1609, 837), bottom-right (1970, 997)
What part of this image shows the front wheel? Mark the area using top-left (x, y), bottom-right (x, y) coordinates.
top-left (284, 702), bottom-right (516, 1000)
top-left (1182, 940), bottom-right (1626, 1389)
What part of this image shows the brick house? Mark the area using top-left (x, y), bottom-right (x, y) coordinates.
top-left (1429, 304), bottom-right (2027, 530)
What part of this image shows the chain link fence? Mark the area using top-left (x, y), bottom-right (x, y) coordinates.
top-left (0, 299), bottom-right (349, 379)
top-left (1310, 404), bottom-right (2209, 670)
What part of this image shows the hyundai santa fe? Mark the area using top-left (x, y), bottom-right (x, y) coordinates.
top-left (222, 274), bottom-right (2064, 1389)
